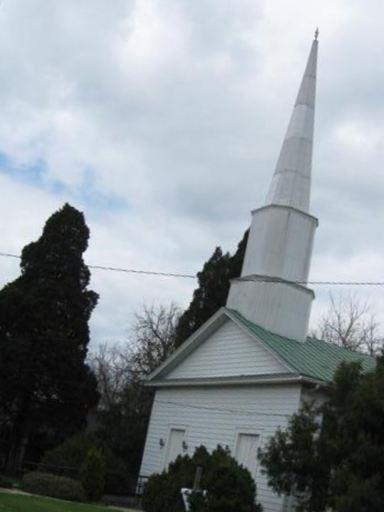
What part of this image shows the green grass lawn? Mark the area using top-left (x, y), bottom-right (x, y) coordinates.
top-left (0, 491), bottom-right (135, 512)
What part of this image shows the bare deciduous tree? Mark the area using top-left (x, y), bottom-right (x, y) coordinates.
top-left (90, 303), bottom-right (180, 477)
top-left (90, 303), bottom-right (180, 409)
top-left (90, 342), bottom-right (131, 410)
top-left (129, 303), bottom-right (180, 378)
top-left (313, 292), bottom-right (383, 356)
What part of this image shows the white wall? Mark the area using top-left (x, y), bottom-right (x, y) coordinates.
top-left (226, 204), bottom-right (317, 342)
top-left (140, 384), bottom-right (302, 512)
top-left (227, 278), bottom-right (313, 342)
top-left (242, 206), bottom-right (317, 283)
top-left (166, 320), bottom-right (286, 379)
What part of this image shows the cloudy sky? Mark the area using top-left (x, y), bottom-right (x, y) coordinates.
top-left (0, 0), bottom-right (383, 346)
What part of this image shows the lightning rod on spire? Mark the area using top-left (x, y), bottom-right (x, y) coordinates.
top-left (314, 27), bottom-right (319, 40)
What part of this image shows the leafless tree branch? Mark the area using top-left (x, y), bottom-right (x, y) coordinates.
top-left (312, 292), bottom-right (383, 355)
top-left (89, 303), bottom-right (180, 410)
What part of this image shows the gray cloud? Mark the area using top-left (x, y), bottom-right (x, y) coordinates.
top-left (0, 0), bottom-right (383, 343)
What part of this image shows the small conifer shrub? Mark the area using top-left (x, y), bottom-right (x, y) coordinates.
top-left (80, 447), bottom-right (106, 501)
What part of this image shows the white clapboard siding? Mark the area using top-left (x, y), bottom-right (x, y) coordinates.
top-left (140, 384), bottom-right (302, 512)
top-left (166, 319), bottom-right (286, 379)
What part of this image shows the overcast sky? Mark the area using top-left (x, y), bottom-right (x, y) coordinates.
top-left (0, 0), bottom-right (383, 346)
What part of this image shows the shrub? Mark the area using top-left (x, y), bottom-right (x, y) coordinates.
top-left (80, 447), bottom-right (106, 501)
top-left (42, 433), bottom-right (132, 495)
top-left (22, 472), bottom-right (86, 502)
top-left (103, 454), bottom-right (133, 495)
top-left (0, 474), bottom-right (21, 489)
top-left (188, 490), bottom-right (208, 512)
top-left (41, 433), bottom-right (95, 477)
top-left (142, 445), bottom-right (262, 512)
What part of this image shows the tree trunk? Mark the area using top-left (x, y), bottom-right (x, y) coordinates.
top-left (5, 403), bottom-right (32, 474)
top-left (5, 428), bottom-right (30, 474)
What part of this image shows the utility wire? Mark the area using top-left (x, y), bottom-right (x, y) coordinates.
top-left (0, 390), bottom-right (293, 417)
top-left (0, 252), bottom-right (20, 260)
top-left (154, 399), bottom-right (291, 418)
top-left (90, 264), bottom-right (195, 279)
top-left (0, 370), bottom-right (294, 417)
top-left (0, 251), bottom-right (383, 286)
top-left (0, 251), bottom-right (195, 278)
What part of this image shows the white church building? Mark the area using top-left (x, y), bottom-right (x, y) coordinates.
top-left (139, 34), bottom-right (374, 512)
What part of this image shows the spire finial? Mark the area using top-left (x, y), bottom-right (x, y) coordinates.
top-left (314, 27), bottom-right (319, 40)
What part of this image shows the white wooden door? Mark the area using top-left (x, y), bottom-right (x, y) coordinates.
top-left (235, 433), bottom-right (260, 479)
top-left (165, 428), bottom-right (185, 468)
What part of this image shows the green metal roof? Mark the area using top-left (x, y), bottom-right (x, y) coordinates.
top-left (229, 309), bottom-right (376, 383)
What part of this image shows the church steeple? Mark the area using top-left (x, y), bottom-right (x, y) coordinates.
top-left (266, 33), bottom-right (318, 212)
top-left (227, 34), bottom-right (319, 341)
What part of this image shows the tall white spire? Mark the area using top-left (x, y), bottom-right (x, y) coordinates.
top-left (227, 34), bottom-right (319, 341)
top-left (266, 35), bottom-right (318, 212)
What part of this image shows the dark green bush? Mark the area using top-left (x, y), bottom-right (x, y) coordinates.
top-left (103, 455), bottom-right (133, 495)
top-left (80, 447), bottom-right (106, 501)
top-left (142, 445), bottom-right (262, 512)
top-left (22, 471), bottom-right (86, 502)
top-left (41, 433), bottom-right (95, 477)
top-left (42, 433), bottom-right (131, 495)
top-left (188, 490), bottom-right (208, 512)
top-left (0, 474), bottom-right (21, 489)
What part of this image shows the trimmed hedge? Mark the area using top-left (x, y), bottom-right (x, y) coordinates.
top-left (142, 445), bottom-right (263, 512)
top-left (22, 472), bottom-right (86, 502)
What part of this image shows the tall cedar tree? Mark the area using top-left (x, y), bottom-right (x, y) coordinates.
top-left (0, 204), bottom-right (99, 472)
top-left (175, 229), bottom-right (248, 347)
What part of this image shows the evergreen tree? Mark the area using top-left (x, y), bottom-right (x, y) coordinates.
top-left (80, 447), bottom-right (106, 501)
top-left (328, 357), bottom-right (384, 511)
top-left (0, 203), bottom-right (99, 472)
top-left (228, 227), bottom-right (249, 278)
top-left (175, 229), bottom-right (248, 347)
top-left (259, 358), bottom-right (384, 512)
top-left (258, 401), bottom-right (330, 512)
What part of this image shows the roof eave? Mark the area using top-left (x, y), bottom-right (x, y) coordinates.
top-left (145, 373), bottom-right (326, 388)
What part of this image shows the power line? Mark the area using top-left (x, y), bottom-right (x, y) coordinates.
top-left (0, 251), bottom-right (195, 279)
top-left (155, 399), bottom-right (291, 418)
top-left (0, 252), bottom-right (20, 260)
top-left (1, 251), bottom-right (383, 286)
top-left (90, 264), bottom-right (195, 279)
